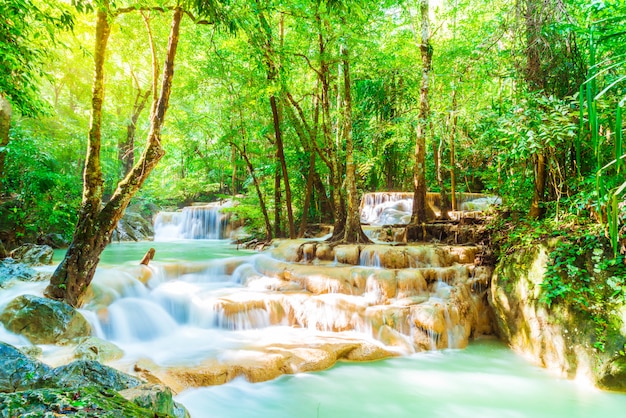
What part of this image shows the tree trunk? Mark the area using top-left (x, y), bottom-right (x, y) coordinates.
top-left (119, 87), bottom-right (150, 177)
top-left (529, 152), bottom-right (547, 219)
top-left (283, 90), bottom-right (320, 238)
top-left (433, 128), bottom-right (450, 219)
top-left (410, 0), bottom-right (432, 227)
top-left (234, 144), bottom-right (272, 241)
top-left (339, 44), bottom-right (370, 244)
top-left (0, 95), bottom-right (12, 193)
top-left (521, 0), bottom-right (548, 219)
top-left (270, 95), bottom-right (295, 238)
top-left (46, 7), bottom-right (183, 307)
top-left (448, 88), bottom-right (458, 212)
top-left (313, 14), bottom-right (345, 239)
top-left (273, 151), bottom-right (282, 238)
top-left (231, 144), bottom-right (237, 195)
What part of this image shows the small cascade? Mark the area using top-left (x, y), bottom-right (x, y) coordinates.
top-left (359, 248), bottom-right (381, 267)
top-left (154, 201), bottom-right (232, 241)
top-left (1, 239), bottom-right (494, 390)
top-left (101, 298), bottom-right (178, 342)
top-left (443, 304), bottom-right (466, 349)
top-left (360, 192), bottom-right (501, 225)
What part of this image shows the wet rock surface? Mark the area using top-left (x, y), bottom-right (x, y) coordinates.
top-left (125, 240), bottom-right (494, 389)
top-left (9, 243), bottom-right (54, 266)
top-left (0, 342), bottom-right (51, 392)
top-left (0, 258), bottom-right (49, 288)
top-left (45, 360), bottom-right (143, 391)
top-left (0, 294), bottom-right (91, 344)
top-left (112, 210), bottom-right (154, 242)
top-left (73, 337), bottom-right (124, 362)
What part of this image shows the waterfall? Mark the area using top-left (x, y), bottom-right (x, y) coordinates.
top-left (154, 203), bottom-right (231, 241)
top-left (360, 192), bottom-right (501, 225)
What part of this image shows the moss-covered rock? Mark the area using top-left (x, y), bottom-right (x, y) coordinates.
top-left (598, 356), bottom-right (626, 391)
top-left (490, 240), bottom-right (626, 391)
top-left (0, 295), bottom-right (91, 344)
top-left (119, 384), bottom-right (190, 418)
top-left (0, 342), bottom-right (185, 417)
top-left (0, 387), bottom-right (163, 417)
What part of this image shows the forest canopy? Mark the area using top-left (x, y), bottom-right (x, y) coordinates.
top-left (0, 0), bottom-right (624, 254)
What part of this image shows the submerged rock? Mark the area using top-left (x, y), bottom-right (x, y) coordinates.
top-left (0, 342), bottom-right (50, 392)
top-left (0, 294), bottom-right (91, 344)
top-left (9, 243), bottom-right (54, 266)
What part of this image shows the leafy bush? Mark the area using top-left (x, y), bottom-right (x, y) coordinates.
top-left (1, 126), bottom-right (81, 242)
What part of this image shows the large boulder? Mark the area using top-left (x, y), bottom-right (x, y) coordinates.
top-left (0, 342), bottom-right (184, 417)
top-left (9, 244), bottom-right (54, 266)
top-left (0, 295), bottom-right (91, 344)
top-left (0, 342), bottom-right (50, 392)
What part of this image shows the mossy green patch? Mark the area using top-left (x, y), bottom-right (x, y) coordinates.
top-left (0, 386), bottom-right (174, 417)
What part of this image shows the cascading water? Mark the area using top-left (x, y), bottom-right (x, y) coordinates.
top-left (2, 240), bottom-right (626, 416)
top-left (154, 202), bottom-right (232, 241)
top-left (360, 192), bottom-right (502, 225)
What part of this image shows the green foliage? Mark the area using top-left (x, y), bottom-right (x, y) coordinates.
top-left (540, 234), bottom-right (626, 352)
top-left (1, 125), bottom-right (81, 240)
top-left (0, 0), bottom-right (74, 116)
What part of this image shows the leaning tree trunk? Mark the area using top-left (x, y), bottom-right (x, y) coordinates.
top-left (0, 95), bottom-right (12, 193)
top-left (45, 7), bottom-right (184, 307)
top-left (410, 0), bottom-right (432, 228)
